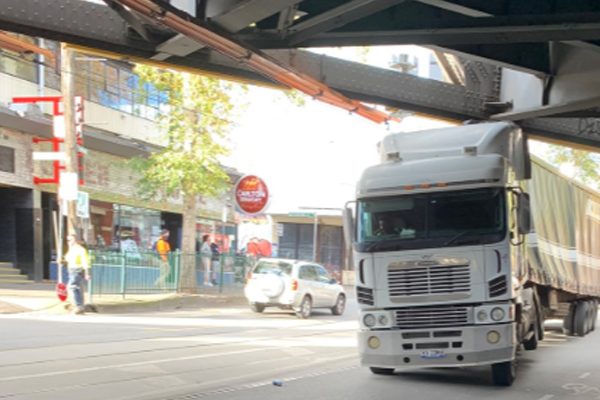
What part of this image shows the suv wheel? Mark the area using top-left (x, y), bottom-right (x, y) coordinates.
top-left (250, 303), bottom-right (265, 313)
top-left (331, 294), bottom-right (346, 316)
top-left (296, 296), bottom-right (312, 319)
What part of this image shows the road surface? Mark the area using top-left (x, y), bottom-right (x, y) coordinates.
top-left (0, 299), bottom-right (598, 400)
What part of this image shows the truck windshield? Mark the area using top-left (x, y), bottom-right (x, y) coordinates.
top-left (356, 188), bottom-right (506, 252)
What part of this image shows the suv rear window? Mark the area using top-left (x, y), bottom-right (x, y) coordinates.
top-left (253, 261), bottom-right (293, 276)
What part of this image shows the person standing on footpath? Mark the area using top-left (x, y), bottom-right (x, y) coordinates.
top-left (155, 229), bottom-right (172, 288)
top-left (201, 234), bottom-right (213, 286)
top-left (64, 234), bottom-right (91, 315)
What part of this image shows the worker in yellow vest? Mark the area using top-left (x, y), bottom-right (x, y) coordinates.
top-left (64, 234), bottom-right (91, 315)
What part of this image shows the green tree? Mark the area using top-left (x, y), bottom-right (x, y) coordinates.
top-left (547, 145), bottom-right (600, 187)
top-left (132, 65), bottom-right (241, 291)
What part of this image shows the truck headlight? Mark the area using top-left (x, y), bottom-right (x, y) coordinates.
top-left (477, 310), bottom-right (488, 322)
top-left (491, 307), bottom-right (505, 321)
top-left (364, 314), bottom-right (376, 327)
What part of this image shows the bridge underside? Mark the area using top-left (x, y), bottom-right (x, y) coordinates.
top-left (2, 0), bottom-right (600, 150)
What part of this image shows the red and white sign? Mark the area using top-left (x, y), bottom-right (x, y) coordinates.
top-left (56, 283), bottom-right (68, 302)
top-left (235, 175), bottom-right (270, 215)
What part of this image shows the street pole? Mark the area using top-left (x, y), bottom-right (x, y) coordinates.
top-left (313, 213), bottom-right (318, 262)
top-left (61, 43), bottom-right (79, 236)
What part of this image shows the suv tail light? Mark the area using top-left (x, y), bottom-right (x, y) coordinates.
top-left (290, 279), bottom-right (298, 291)
top-left (246, 273), bottom-right (252, 284)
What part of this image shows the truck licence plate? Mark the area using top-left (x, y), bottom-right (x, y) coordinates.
top-left (420, 350), bottom-right (445, 359)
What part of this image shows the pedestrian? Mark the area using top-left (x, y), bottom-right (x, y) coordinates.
top-left (210, 241), bottom-right (220, 285)
top-left (201, 234), bottom-right (214, 286)
top-left (154, 229), bottom-right (172, 288)
top-left (64, 233), bottom-right (91, 315)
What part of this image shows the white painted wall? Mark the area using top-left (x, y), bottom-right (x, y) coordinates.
top-left (0, 73), bottom-right (163, 145)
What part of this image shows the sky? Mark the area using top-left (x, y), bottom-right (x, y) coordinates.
top-left (224, 46), bottom-right (456, 214)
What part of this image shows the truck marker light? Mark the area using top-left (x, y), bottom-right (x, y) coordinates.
top-left (405, 185), bottom-right (414, 190)
top-left (437, 183), bottom-right (447, 187)
top-left (477, 310), bottom-right (488, 322)
top-left (368, 336), bottom-right (380, 349)
top-left (487, 331), bottom-right (500, 344)
top-left (421, 184), bottom-right (431, 188)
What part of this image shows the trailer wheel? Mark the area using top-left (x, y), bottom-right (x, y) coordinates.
top-left (535, 296), bottom-right (545, 341)
top-left (592, 300), bottom-right (599, 332)
top-left (563, 303), bottom-right (576, 336)
top-left (369, 367), bottom-right (395, 375)
top-left (586, 300), bottom-right (596, 333)
top-left (585, 301), bottom-right (593, 334)
top-left (574, 301), bottom-right (588, 337)
top-left (491, 358), bottom-right (516, 386)
top-left (524, 324), bottom-right (538, 351)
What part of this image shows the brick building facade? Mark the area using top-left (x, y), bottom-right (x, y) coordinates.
top-left (0, 41), bottom-right (240, 281)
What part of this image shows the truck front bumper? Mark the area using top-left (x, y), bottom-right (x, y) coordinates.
top-left (359, 323), bottom-right (516, 369)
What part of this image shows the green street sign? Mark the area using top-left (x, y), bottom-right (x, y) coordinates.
top-left (288, 212), bottom-right (315, 218)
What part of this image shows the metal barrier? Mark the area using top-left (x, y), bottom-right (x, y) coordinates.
top-left (89, 250), bottom-right (255, 298)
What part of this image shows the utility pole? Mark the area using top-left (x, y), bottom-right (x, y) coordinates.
top-left (61, 43), bottom-right (79, 235)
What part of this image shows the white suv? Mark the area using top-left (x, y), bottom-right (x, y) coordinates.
top-left (244, 258), bottom-right (346, 318)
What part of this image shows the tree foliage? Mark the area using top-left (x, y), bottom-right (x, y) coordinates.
top-left (547, 145), bottom-right (600, 186)
top-left (131, 65), bottom-right (240, 201)
top-left (130, 66), bottom-right (245, 291)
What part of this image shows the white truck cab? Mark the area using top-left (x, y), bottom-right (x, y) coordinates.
top-left (344, 122), bottom-right (538, 386)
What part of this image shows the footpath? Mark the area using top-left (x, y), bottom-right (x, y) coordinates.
top-left (0, 282), bottom-right (249, 315)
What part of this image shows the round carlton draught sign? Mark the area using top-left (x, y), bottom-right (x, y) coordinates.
top-left (235, 175), bottom-right (270, 215)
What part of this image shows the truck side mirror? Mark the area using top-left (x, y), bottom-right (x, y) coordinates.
top-left (518, 193), bottom-right (532, 235)
top-left (343, 202), bottom-right (355, 250)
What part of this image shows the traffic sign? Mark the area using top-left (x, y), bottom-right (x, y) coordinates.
top-left (32, 152), bottom-right (66, 161)
top-left (56, 283), bottom-right (67, 302)
top-left (77, 191), bottom-right (89, 218)
top-left (287, 212), bottom-right (315, 218)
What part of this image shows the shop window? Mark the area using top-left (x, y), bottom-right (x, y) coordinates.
top-left (0, 146), bottom-right (15, 173)
top-left (319, 225), bottom-right (343, 269)
top-left (278, 223), bottom-right (315, 261)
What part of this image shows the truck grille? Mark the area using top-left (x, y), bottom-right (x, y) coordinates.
top-left (388, 264), bottom-right (471, 298)
top-left (394, 306), bottom-right (470, 328)
top-left (488, 276), bottom-right (507, 297)
top-left (356, 286), bottom-right (374, 305)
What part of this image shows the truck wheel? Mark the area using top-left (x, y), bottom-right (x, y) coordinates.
top-left (574, 301), bottom-right (588, 337)
top-left (250, 303), bottom-right (265, 313)
top-left (492, 359), bottom-right (516, 386)
top-left (524, 324), bottom-right (538, 351)
top-left (563, 303), bottom-right (576, 336)
top-left (369, 367), bottom-right (395, 375)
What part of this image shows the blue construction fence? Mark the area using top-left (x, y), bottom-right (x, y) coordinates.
top-left (50, 250), bottom-right (256, 296)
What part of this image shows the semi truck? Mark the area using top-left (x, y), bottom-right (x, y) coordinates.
top-left (343, 121), bottom-right (600, 386)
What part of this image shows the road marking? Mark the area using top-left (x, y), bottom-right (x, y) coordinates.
top-left (579, 372), bottom-right (591, 379)
top-left (144, 326), bottom-right (219, 333)
top-left (537, 395), bottom-right (554, 400)
top-left (0, 347), bottom-right (265, 383)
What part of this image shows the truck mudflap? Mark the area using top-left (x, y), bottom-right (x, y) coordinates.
top-left (358, 323), bottom-right (516, 369)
